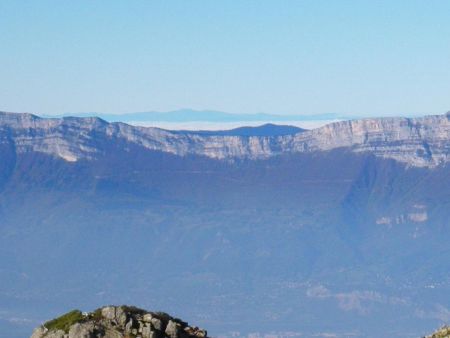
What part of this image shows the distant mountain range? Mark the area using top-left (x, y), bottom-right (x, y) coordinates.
top-left (0, 111), bottom-right (449, 338)
top-left (171, 123), bottom-right (306, 136)
top-left (43, 109), bottom-right (347, 123)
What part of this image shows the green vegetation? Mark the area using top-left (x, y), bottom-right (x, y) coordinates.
top-left (43, 309), bottom-right (84, 333)
top-left (173, 317), bottom-right (188, 326)
top-left (154, 311), bottom-right (173, 322)
top-left (121, 305), bottom-right (146, 315)
top-left (90, 308), bottom-right (104, 321)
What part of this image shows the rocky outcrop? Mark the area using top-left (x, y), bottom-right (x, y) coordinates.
top-left (0, 111), bottom-right (449, 167)
top-left (424, 326), bottom-right (450, 338)
top-left (31, 306), bottom-right (208, 338)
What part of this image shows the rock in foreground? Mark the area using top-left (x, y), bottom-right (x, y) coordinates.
top-left (31, 305), bottom-right (208, 338)
top-left (425, 326), bottom-right (450, 338)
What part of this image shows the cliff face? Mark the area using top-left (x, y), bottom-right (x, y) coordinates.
top-left (31, 306), bottom-right (208, 338)
top-left (0, 111), bottom-right (448, 167)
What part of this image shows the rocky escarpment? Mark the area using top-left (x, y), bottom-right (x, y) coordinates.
top-left (31, 306), bottom-right (208, 338)
top-left (0, 111), bottom-right (449, 167)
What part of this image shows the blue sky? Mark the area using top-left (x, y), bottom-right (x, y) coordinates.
top-left (1, 1), bottom-right (449, 117)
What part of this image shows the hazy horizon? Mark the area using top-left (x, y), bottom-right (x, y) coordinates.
top-left (2, 107), bottom-right (443, 131)
top-left (3, 107), bottom-right (446, 131)
top-left (1, 1), bottom-right (450, 117)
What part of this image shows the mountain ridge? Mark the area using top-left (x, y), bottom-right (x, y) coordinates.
top-left (170, 123), bottom-right (306, 136)
top-left (0, 111), bottom-right (448, 167)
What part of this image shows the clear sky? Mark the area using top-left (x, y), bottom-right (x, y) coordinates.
top-left (1, 0), bottom-right (449, 117)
